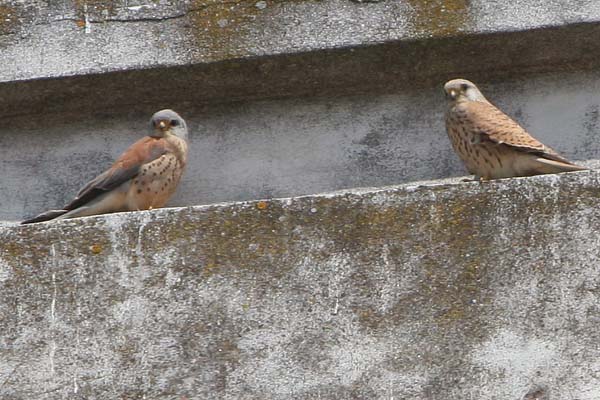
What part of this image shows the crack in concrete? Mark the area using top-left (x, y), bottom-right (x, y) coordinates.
top-left (0, 1), bottom-right (249, 36)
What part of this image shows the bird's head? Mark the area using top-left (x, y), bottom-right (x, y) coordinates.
top-left (444, 79), bottom-right (488, 103)
top-left (150, 109), bottom-right (188, 140)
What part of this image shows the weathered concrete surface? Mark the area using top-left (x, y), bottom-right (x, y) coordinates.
top-left (2, 1), bottom-right (600, 115)
top-left (1, 0), bottom-right (599, 82)
top-left (5, 70), bottom-right (600, 222)
top-left (1, 0), bottom-right (600, 84)
top-left (2, 170), bottom-right (600, 399)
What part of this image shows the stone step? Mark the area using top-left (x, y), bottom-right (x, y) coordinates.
top-left (3, 169), bottom-right (600, 398)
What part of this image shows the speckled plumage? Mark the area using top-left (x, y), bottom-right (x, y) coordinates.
top-left (444, 79), bottom-right (586, 180)
top-left (128, 138), bottom-right (187, 211)
top-left (22, 109), bottom-right (189, 224)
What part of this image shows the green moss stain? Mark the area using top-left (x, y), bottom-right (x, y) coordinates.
top-left (189, 0), bottom-right (262, 59)
top-left (187, 202), bottom-right (294, 278)
top-left (407, 0), bottom-right (471, 37)
top-left (1, 241), bottom-right (22, 258)
top-left (0, 4), bottom-right (20, 35)
top-left (90, 243), bottom-right (103, 254)
top-left (188, 0), bottom-right (321, 59)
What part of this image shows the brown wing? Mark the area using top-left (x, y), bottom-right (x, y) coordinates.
top-left (64, 136), bottom-right (172, 211)
top-left (462, 101), bottom-right (573, 164)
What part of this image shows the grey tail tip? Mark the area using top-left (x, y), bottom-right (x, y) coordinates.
top-left (20, 210), bottom-right (68, 225)
top-left (568, 163), bottom-right (589, 172)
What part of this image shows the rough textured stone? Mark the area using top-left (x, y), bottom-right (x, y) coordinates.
top-left (1, 0), bottom-right (600, 83)
top-left (4, 1), bottom-right (600, 398)
top-left (2, 0), bottom-right (600, 115)
top-left (2, 170), bottom-right (600, 399)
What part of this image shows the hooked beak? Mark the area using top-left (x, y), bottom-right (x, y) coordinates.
top-left (150, 120), bottom-right (169, 138)
top-left (446, 89), bottom-right (457, 100)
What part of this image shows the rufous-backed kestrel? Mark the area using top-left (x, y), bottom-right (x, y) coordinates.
top-left (444, 78), bottom-right (586, 180)
top-left (21, 109), bottom-right (189, 224)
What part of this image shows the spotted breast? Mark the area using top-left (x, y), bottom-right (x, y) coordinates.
top-left (445, 105), bottom-right (514, 180)
top-left (443, 78), bottom-right (586, 180)
top-left (126, 135), bottom-right (188, 210)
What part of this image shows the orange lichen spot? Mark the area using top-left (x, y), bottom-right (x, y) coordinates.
top-left (90, 244), bottom-right (103, 254)
top-left (75, 20), bottom-right (86, 28)
top-left (256, 201), bottom-right (268, 210)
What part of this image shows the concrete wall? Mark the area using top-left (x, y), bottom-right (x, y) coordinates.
top-left (4, 1), bottom-right (600, 399)
top-left (3, 171), bottom-right (600, 399)
top-left (2, 0), bottom-right (600, 82)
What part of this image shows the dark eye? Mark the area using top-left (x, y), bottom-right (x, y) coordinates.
top-left (170, 119), bottom-right (179, 127)
top-left (461, 83), bottom-right (469, 91)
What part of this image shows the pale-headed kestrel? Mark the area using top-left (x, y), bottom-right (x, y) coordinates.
top-left (444, 79), bottom-right (586, 180)
top-left (21, 109), bottom-right (189, 224)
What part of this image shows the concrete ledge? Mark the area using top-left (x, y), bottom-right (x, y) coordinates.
top-left (2, 1), bottom-right (600, 82)
top-left (1, 1), bottom-right (600, 115)
top-left (3, 171), bottom-right (600, 398)
top-left (2, 21), bottom-right (600, 117)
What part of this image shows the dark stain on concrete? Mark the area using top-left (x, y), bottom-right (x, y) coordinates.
top-left (407, 0), bottom-right (471, 37)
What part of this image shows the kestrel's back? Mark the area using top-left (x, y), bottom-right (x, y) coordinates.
top-left (444, 79), bottom-right (586, 180)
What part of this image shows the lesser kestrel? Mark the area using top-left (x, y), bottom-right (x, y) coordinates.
top-left (444, 78), bottom-right (586, 180)
top-left (21, 109), bottom-right (189, 224)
